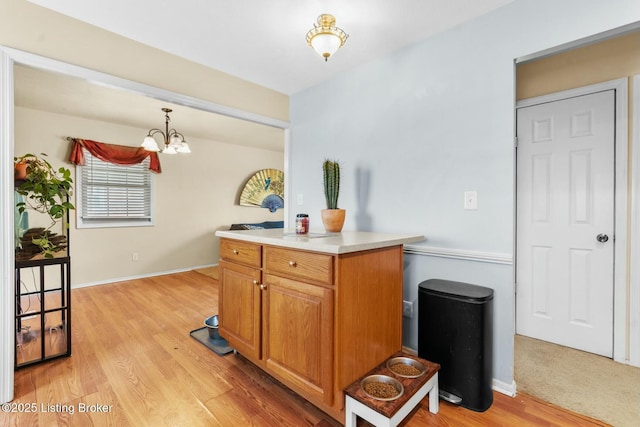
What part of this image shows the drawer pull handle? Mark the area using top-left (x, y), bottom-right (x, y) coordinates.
top-left (232, 249), bottom-right (239, 255)
top-left (260, 284), bottom-right (267, 291)
top-left (288, 260), bottom-right (297, 267)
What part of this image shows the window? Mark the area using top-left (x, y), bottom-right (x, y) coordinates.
top-left (76, 148), bottom-right (154, 228)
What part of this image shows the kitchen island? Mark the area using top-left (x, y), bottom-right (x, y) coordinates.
top-left (214, 228), bottom-right (423, 422)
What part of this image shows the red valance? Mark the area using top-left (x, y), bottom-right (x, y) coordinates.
top-left (68, 138), bottom-right (161, 173)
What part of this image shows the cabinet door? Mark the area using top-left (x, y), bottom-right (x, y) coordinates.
top-left (218, 260), bottom-right (262, 359)
top-left (263, 274), bottom-right (334, 406)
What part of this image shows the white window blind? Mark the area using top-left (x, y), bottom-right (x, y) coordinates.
top-left (76, 148), bottom-right (154, 228)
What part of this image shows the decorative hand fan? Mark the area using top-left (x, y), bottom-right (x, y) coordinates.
top-left (240, 169), bottom-right (284, 212)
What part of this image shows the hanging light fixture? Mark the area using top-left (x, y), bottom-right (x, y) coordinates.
top-left (141, 108), bottom-right (191, 154)
top-left (306, 14), bottom-right (348, 62)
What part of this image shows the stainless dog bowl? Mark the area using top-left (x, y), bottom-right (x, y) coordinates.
top-left (360, 374), bottom-right (404, 401)
top-left (386, 356), bottom-right (426, 378)
top-left (204, 315), bottom-right (221, 340)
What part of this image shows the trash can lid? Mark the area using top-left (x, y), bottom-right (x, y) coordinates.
top-left (418, 279), bottom-right (493, 302)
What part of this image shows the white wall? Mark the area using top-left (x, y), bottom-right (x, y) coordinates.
top-left (289, 0), bottom-right (640, 389)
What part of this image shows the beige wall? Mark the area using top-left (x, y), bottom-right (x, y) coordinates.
top-left (516, 32), bottom-right (640, 100)
top-left (1, 0), bottom-right (288, 121)
top-left (16, 107), bottom-right (284, 286)
top-left (4, 0), bottom-right (289, 285)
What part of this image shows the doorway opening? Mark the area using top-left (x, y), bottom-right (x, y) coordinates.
top-left (515, 29), bottom-right (640, 366)
top-left (513, 26), bottom-right (640, 427)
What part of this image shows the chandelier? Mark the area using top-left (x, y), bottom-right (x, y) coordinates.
top-left (141, 108), bottom-right (191, 154)
top-left (306, 14), bottom-right (348, 62)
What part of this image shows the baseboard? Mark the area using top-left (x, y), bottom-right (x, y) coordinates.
top-left (402, 346), bottom-right (517, 397)
top-left (72, 263), bottom-right (218, 289)
top-left (493, 378), bottom-right (517, 397)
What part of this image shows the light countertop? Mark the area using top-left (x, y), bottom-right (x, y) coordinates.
top-left (215, 229), bottom-right (425, 254)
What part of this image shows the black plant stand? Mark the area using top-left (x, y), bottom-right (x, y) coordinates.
top-left (14, 189), bottom-right (71, 369)
top-left (15, 255), bottom-right (71, 368)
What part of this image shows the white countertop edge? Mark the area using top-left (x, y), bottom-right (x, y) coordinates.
top-left (215, 229), bottom-right (425, 254)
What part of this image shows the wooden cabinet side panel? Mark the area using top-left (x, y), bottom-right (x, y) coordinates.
top-left (263, 274), bottom-right (334, 406)
top-left (333, 246), bottom-right (404, 405)
top-left (218, 260), bottom-right (261, 359)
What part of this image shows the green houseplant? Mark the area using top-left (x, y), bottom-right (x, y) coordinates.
top-left (14, 153), bottom-right (74, 259)
top-left (321, 159), bottom-right (346, 232)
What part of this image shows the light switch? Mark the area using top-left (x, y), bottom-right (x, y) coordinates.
top-left (464, 191), bottom-right (477, 210)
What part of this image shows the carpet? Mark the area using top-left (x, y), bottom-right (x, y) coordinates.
top-left (515, 335), bottom-right (640, 427)
top-left (190, 327), bottom-right (234, 356)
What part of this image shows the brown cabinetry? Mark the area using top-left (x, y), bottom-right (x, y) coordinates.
top-left (263, 273), bottom-right (334, 405)
top-left (218, 237), bottom-right (404, 422)
top-left (218, 259), bottom-right (261, 359)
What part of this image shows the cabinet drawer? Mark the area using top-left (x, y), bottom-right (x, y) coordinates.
top-left (264, 247), bottom-right (333, 285)
top-left (220, 239), bottom-right (262, 268)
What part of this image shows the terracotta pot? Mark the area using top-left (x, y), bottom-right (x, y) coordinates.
top-left (321, 209), bottom-right (346, 232)
top-left (14, 162), bottom-right (28, 180)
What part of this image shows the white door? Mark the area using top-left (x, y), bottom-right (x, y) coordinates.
top-left (516, 90), bottom-right (615, 357)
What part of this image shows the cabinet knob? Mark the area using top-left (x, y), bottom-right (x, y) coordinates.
top-left (253, 280), bottom-right (259, 286)
top-left (260, 284), bottom-right (267, 290)
top-left (288, 260), bottom-right (297, 267)
top-left (232, 249), bottom-right (239, 255)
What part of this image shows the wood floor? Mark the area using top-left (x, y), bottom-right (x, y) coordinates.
top-left (3, 271), bottom-right (611, 426)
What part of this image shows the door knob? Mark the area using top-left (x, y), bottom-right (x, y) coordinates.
top-left (596, 234), bottom-right (609, 243)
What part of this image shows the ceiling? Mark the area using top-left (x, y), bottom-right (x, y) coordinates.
top-left (14, 65), bottom-right (286, 151)
top-left (16, 1), bottom-right (513, 151)
top-left (26, 0), bottom-right (514, 95)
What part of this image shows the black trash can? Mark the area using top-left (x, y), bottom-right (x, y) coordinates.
top-left (418, 279), bottom-right (494, 412)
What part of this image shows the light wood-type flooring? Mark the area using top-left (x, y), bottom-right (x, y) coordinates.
top-left (3, 271), bottom-right (610, 426)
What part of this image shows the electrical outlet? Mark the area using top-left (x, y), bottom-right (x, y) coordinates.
top-left (132, 252), bottom-right (139, 262)
top-left (402, 300), bottom-right (414, 318)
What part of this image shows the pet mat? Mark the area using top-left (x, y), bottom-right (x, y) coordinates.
top-left (189, 327), bottom-right (234, 356)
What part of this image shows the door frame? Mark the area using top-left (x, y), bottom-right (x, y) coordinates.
top-left (631, 74), bottom-right (640, 367)
top-left (516, 78), bottom-right (630, 364)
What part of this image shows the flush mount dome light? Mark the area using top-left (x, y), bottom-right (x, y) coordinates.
top-left (306, 14), bottom-right (348, 62)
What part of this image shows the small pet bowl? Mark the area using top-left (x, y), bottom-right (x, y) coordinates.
top-left (360, 374), bottom-right (404, 401)
top-left (386, 356), bottom-right (426, 378)
top-left (204, 315), bottom-right (221, 340)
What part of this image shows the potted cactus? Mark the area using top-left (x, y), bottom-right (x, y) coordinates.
top-left (321, 159), bottom-right (346, 232)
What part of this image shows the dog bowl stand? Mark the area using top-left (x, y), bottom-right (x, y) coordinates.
top-left (344, 352), bottom-right (440, 427)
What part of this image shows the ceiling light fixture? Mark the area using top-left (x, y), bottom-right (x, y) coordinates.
top-left (141, 108), bottom-right (191, 154)
top-left (306, 14), bottom-right (348, 62)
